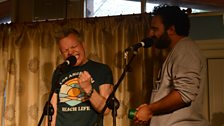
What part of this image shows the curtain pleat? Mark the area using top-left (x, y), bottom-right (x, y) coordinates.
top-left (0, 14), bottom-right (158, 126)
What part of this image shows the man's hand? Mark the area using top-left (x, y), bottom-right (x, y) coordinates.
top-left (134, 104), bottom-right (152, 125)
top-left (78, 71), bottom-right (92, 93)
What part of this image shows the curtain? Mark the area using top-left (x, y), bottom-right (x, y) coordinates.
top-left (0, 14), bottom-right (159, 126)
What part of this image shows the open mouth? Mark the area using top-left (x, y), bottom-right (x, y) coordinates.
top-left (74, 54), bottom-right (79, 61)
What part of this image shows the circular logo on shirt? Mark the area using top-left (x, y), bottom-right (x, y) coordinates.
top-left (59, 78), bottom-right (88, 106)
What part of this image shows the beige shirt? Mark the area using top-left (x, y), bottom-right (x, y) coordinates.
top-left (150, 37), bottom-right (210, 126)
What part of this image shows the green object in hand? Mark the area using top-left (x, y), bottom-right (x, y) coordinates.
top-left (128, 109), bottom-right (136, 119)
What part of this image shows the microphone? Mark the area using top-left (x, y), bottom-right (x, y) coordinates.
top-left (59, 55), bottom-right (77, 69)
top-left (125, 37), bottom-right (153, 52)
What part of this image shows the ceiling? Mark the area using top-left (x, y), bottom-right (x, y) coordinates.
top-left (0, 0), bottom-right (7, 2)
top-left (1, 0), bottom-right (224, 10)
top-left (1, 0), bottom-right (224, 21)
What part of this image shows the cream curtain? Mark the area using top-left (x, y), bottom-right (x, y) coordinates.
top-left (0, 14), bottom-right (159, 126)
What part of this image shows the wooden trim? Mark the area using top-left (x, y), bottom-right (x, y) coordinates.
top-left (196, 39), bottom-right (224, 58)
top-left (190, 12), bottom-right (224, 17)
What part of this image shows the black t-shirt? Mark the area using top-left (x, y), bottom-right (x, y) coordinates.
top-left (51, 60), bottom-right (113, 126)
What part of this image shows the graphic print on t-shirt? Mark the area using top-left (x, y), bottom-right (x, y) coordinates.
top-left (59, 75), bottom-right (88, 106)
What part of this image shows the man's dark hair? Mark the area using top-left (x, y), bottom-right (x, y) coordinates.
top-left (152, 4), bottom-right (190, 36)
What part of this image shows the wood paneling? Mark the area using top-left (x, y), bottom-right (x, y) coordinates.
top-left (197, 39), bottom-right (224, 125)
top-left (207, 59), bottom-right (224, 125)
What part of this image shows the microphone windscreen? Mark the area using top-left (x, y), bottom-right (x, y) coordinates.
top-left (66, 56), bottom-right (77, 66)
top-left (142, 37), bottom-right (153, 48)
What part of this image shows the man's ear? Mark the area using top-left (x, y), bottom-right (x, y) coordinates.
top-left (81, 39), bottom-right (88, 49)
top-left (82, 41), bottom-right (90, 55)
top-left (167, 25), bottom-right (176, 35)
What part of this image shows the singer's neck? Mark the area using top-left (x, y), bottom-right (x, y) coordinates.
top-left (76, 58), bottom-right (89, 67)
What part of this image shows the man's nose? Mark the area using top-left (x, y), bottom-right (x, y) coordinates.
top-left (68, 48), bottom-right (74, 56)
top-left (148, 29), bottom-right (155, 38)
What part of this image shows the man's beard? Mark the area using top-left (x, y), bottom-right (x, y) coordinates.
top-left (153, 32), bottom-right (171, 49)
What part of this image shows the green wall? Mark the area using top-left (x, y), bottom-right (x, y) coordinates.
top-left (189, 13), bottom-right (224, 40)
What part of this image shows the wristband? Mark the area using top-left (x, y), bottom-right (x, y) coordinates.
top-left (86, 86), bottom-right (94, 98)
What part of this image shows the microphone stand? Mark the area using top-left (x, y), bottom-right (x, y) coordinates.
top-left (38, 89), bottom-right (55, 126)
top-left (38, 69), bottom-right (63, 126)
top-left (94, 50), bottom-right (138, 126)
